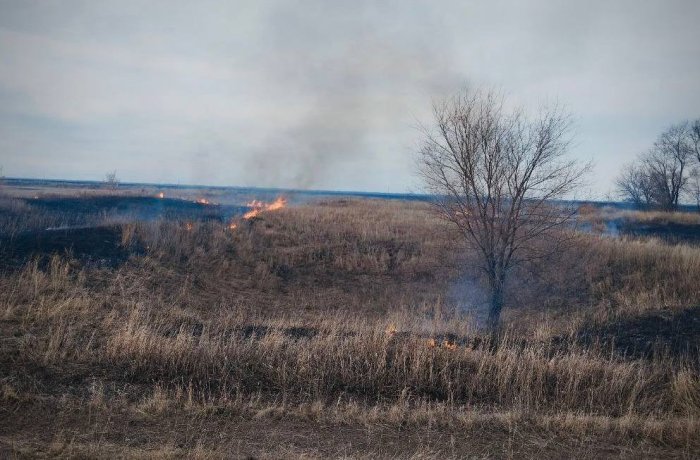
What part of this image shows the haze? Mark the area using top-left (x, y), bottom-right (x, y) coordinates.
top-left (1, 0), bottom-right (698, 196)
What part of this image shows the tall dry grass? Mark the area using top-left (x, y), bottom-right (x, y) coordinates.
top-left (2, 198), bottom-right (700, 455)
top-left (586, 236), bottom-right (700, 319)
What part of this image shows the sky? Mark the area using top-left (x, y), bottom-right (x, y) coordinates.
top-left (0, 0), bottom-right (698, 196)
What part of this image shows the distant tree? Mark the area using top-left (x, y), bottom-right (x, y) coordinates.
top-left (645, 123), bottom-right (693, 210)
top-left (615, 162), bottom-right (654, 207)
top-left (617, 121), bottom-right (696, 210)
top-left (690, 120), bottom-right (700, 212)
top-left (689, 169), bottom-right (700, 211)
top-left (418, 87), bottom-right (589, 328)
top-left (105, 170), bottom-right (119, 189)
top-left (690, 119), bottom-right (700, 160)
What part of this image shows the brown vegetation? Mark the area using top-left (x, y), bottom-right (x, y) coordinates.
top-left (1, 197), bottom-right (699, 458)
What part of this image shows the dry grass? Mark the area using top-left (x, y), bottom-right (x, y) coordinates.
top-left (587, 237), bottom-right (700, 318)
top-left (612, 209), bottom-right (700, 225)
top-left (1, 197), bottom-right (699, 458)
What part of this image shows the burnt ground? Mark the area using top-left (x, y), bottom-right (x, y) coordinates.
top-left (620, 220), bottom-right (700, 245)
top-left (0, 225), bottom-right (140, 271)
top-left (0, 195), bottom-right (253, 270)
top-left (28, 195), bottom-right (247, 222)
top-left (578, 306), bottom-right (700, 361)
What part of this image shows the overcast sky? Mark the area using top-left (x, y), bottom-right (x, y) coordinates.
top-left (0, 0), bottom-right (698, 195)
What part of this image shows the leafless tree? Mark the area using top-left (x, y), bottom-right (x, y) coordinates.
top-left (643, 122), bottom-right (693, 210)
top-left (689, 168), bottom-right (700, 211)
top-left (682, 119), bottom-right (700, 212)
top-left (616, 162), bottom-right (654, 207)
top-left (690, 119), bottom-right (700, 164)
top-left (104, 170), bottom-right (119, 189)
top-left (418, 88), bottom-right (589, 328)
top-left (618, 121), bottom-right (696, 210)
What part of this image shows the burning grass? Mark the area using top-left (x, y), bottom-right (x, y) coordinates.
top-left (1, 197), bottom-right (699, 457)
top-left (242, 196), bottom-right (287, 219)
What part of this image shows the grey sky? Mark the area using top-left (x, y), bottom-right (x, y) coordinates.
top-left (0, 0), bottom-right (698, 195)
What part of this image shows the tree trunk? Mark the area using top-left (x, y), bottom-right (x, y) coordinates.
top-left (487, 278), bottom-right (505, 330)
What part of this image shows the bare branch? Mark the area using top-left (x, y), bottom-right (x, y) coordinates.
top-left (417, 87), bottom-right (588, 327)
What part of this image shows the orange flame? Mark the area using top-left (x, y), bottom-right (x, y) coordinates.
top-left (157, 192), bottom-right (164, 199)
top-left (195, 198), bottom-right (210, 205)
top-left (185, 222), bottom-right (193, 231)
top-left (243, 196), bottom-right (287, 220)
top-left (385, 324), bottom-right (397, 337)
top-left (229, 222), bottom-right (238, 231)
top-left (426, 338), bottom-right (436, 348)
top-left (242, 209), bottom-right (260, 219)
top-left (443, 340), bottom-right (457, 350)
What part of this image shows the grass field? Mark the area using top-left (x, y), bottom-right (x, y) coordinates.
top-left (1, 188), bottom-right (699, 458)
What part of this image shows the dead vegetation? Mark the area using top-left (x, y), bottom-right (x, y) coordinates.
top-left (1, 197), bottom-right (699, 458)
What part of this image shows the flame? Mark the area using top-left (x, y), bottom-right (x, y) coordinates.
top-left (157, 192), bottom-right (164, 199)
top-left (225, 196), bottom-right (287, 230)
top-left (385, 324), bottom-right (397, 337)
top-left (443, 340), bottom-right (457, 350)
top-left (243, 210), bottom-right (261, 219)
top-left (195, 198), bottom-right (210, 205)
top-left (243, 196), bottom-right (287, 220)
top-left (426, 338), bottom-right (436, 348)
top-left (265, 197), bottom-right (287, 211)
top-left (185, 222), bottom-right (193, 231)
top-left (242, 208), bottom-right (259, 220)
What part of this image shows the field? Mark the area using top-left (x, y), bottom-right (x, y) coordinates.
top-left (1, 182), bottom-right (699, 458)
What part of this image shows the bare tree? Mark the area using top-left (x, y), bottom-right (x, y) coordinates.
top-left (616, 162), bottom-right (654, 207)
top-left (104, 170), bottom-right (119, 189)
top-left (689, 168), bottom-right (700, 211)
top-left (618, 121), bottom-right (697, 210)
top-left (418, 88), bottom-right (589, 328)
top-left (691, 120), bottom-right (700, 211)
top-left (690, 119), bottom-right (700, 164)
top-left (642, 122), bottom-right (693, 210)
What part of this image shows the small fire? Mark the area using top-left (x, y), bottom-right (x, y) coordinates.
top-left (385, 324), bottom-right (397, 337)
top-left (185, 222), bottom-right (194, 231)
top-left (157, 192), bottom-right (164, 199)
top-left (426, 338), bottom-right (436, 348)
top-left (195, 198), bottom-right (210, 205)
top-left (226, 196), bottom-right (287, 231)
top-left (443, 340), bottom-right (457, 350)
top-left (243, 196), bottom-right (287, 220)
